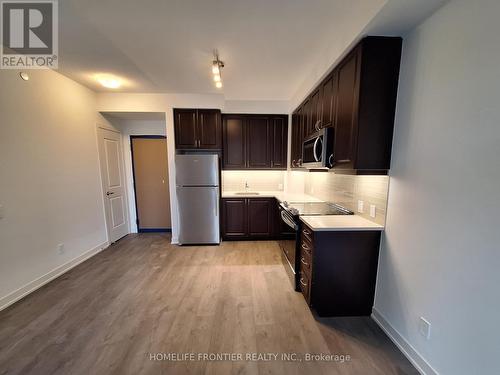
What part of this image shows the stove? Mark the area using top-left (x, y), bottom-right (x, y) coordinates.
top-left (278, 201), bottom-right (353, 291)
top-left (280, 201), bottom-right (353, 216)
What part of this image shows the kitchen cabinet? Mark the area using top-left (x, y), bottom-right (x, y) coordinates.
top-left (270, 116), bottom-right (288, 169)
top-left (223, 115), bottom-right (246, 169)
top-left (291, 36), bottom-right (402, 173)
top-left (221, 198), bottom-right (247, 239)
top-left (221, 198), bottom-right (275, 239)
top-left (309, 88), bottom-right (321, 136)
top-left (174, 108), bottom-right (221, 150)
top-left (290, 108), bottom-right (303, 168)
top-left (298, 223), bottom-right (381, 316)
top-left (222, 114), bottom-right (288, 170)
top-left (246, 116), bottom-right (271, 168)
top-left (320, 71), bottom-right (337, 129)
top-left (247, 198), bottom-right (274, 237)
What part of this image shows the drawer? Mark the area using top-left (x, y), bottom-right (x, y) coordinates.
top-left (301, 225), bottom-right (314, 245)
top-left (299, 252), bottom-right (312, 278)
top-left (299, 272), bottom-right (311, 304)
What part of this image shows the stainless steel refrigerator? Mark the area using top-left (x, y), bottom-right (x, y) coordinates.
top-left (175, 154), bottom-right (220, 245)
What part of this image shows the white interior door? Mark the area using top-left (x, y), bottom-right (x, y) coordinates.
top-left (97, 127), bottom-right (129, 242)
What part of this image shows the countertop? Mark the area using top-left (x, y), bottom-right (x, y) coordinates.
top-left (299, 215), bottom-right (384, 231)
top-left (222, 190), bottom-right (322, 203)
top-left (222, 190), bottom-right (383, 231)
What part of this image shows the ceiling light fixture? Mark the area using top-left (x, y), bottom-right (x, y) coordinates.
top-left (95, 74), bottom-right (122, 89)
top-left (212, 50), bottom-right (224, 89)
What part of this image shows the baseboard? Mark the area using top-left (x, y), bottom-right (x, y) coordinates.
top-left (171, 235), bottom-right (179, 245)
top-left (371, 308), bottom-right (439, 375)
top-left (0, 241), bottom-right (109, 312)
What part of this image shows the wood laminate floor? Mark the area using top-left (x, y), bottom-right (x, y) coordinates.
top-left (0, 234), bottom-right (418, 375)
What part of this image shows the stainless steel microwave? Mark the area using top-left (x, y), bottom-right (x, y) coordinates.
top-left (302, 127), bottom-right (334, 169)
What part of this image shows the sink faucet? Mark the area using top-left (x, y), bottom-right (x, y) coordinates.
top-left (245, 181), bottom-right (249, 192)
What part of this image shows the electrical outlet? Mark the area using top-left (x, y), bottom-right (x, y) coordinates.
top-left (357, 200), bottom-right (364, 213)
top-left (419, 317), bottom-right (431, 339)
top-left (57, 243), bottom-right (65, 254)
top-left (370, 204), bottom-right (376, 218)
top-left (278, 183), bottom-right (283, 190)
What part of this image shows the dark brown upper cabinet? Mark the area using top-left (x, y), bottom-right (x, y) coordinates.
top-left (320, 71), bottom-right (338, 129)
top-left (291, 36), bottom-right (402, 173)
top-left (247, 116), bottom-right (271, 168)
top-left (291, 106), bottom-right (305, 168)
top-left (174, 108), bottom-right (221, 150)
top-left (270, 116), bottom-right (288, 169)
top-left (222, 114), bottom-right (288, 170)
top-left (309, 88), bottom-right (322, 136)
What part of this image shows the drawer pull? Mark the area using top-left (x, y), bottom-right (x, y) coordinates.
top-left (301, 243), bottom-right (310, 251)
top-left (302, 229), bottom-right (311, 236)
top-left (300, 257), bottom-right (309, 266)
top-left (299, 278), bottom-right (307, 287)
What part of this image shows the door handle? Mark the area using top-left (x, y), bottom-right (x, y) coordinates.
top-left (106, 192), bottom-right (114, 196)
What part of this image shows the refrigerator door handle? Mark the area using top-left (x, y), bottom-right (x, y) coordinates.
top-left (214, 188), bottom-right (218, 217)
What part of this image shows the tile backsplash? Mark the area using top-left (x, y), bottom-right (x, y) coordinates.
top-left (222, 170), bottom-right (285, 192)
top-left (304, 172), bottom-right (389, 225)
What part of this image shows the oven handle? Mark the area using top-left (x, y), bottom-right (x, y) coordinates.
top-left (280, 210), bottom-right (298, 231)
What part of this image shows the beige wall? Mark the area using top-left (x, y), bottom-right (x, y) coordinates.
top-left (0, 69), bottom-right (110, 309)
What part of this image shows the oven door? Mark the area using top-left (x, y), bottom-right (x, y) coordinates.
top-left (278, 206), bottom-right (299, 290)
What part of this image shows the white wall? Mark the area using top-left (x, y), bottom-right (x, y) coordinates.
top-left (374, 1), bottom-right (500, 374)
top-left (0, 69), bottom-right (110, 309)
top-left (105, 118), bottom-right (167, 233)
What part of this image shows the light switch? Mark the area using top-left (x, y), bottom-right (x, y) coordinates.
top-left (370, 204), bottom-right (376, 218)
top-left (0, 204), bottom-right (4, 219)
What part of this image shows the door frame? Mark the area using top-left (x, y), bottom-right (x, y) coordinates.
top-left (130, 135), bottom-right (171, 233)
top-left (96, 124), bottom-right (130, 243)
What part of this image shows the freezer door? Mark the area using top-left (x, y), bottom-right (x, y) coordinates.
top-left (175, 154), bottom-right (219, 186)
top-left (177, 186), bottom-right (220, 244)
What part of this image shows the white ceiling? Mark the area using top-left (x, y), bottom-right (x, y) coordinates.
top-left (58, 0), bottom-right (445, 101)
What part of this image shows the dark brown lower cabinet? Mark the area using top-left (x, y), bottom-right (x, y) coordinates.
top-left (299, 223), bottom-right (381, 317)
top-left (221, 198), bottom-right (247, 239)
top-left (222, 197), bottom-right (278, 240)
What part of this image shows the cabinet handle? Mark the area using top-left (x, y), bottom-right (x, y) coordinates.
top-left (298, 158), bottom-right (302, 166)
top-left (314, 120), bottom-right (322, 131)
top-left (302, 229), bottom-right (311, 237)
top-left (328, 153), bottom-right (335, 168)
top-left (301, 243), bottom-right (310, 251)
top-left (292, 159), bottom-right (296, 167)
top-left (299, 278), bottom-right (307, 287)
top-left (300, 257), bottom-right (309, 266)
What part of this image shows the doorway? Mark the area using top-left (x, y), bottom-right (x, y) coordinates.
top-left (130, 136), bottom-right (171, 232)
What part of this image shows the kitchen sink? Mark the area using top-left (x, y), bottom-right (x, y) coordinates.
top-left (235, 192), bottom-right (260, 195)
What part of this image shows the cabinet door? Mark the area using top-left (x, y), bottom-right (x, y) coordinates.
top-left (334, 49), bottom-right (360, 168)
top-left (301, 97), bottom-right (311, 139)
top-left (310, 88), bottom-right (322, 133)
top-left (270, 116), bottom-right (288, 169)
top-left (197, 109), bottom-right (221, 149)
top-left (222, 198), bottom-right (247, 238)
top-left (223, 116), bottom-right (246, 169)
top-left (248, 198), bottom-right (273, 237)
top-left (291, 108), bottom-right (303, 168)
top-left (174, 109), bottom-right (198, 149)
top-left (321, 71), bottom-right (338, 128)
top-left (246, 116), bottom-right (270, 169)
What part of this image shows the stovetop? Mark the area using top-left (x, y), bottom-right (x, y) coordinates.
top-left (281, 201), bottom-right (353, 216)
